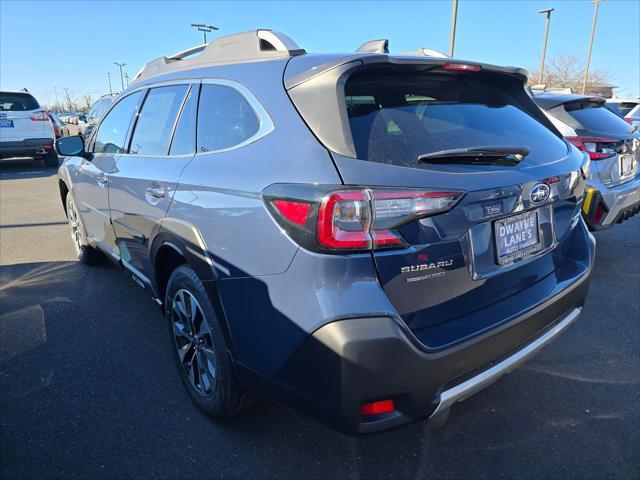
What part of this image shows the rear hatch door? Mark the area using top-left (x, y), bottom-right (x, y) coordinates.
top-left (289, 62), bottom-right (585, 348)
top-left (0, 91), bottom-right (47, 142)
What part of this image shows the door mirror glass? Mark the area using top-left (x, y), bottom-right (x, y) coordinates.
top-left (78, 114), bottom-right (87, 122)
top-left (56, 135), bottom-right (85, 156)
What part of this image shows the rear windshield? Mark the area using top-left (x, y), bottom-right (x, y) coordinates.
top-left (344, 70), bottom-right (567, 167)
top-left (552, 100), bottom-right (633, 136)
top-left (0, 92), bottom-right (39, 111)
top-left (606, 102), bottom-right (637, 118)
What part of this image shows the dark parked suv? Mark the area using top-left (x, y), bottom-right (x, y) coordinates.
top-left (56, 30), bottom-right (594, 434)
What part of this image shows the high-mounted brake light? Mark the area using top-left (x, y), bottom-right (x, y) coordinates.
top-left (441, 62), bottom-right (482, 72)
top-left (567, 137), bottom-right (617, 160)
top-left (360, 399), bottom-right (395, 416)
top-left (30, 111), bottom-right (50, 122)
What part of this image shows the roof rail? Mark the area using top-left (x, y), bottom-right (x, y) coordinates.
top-left (356, 39), bottom-right (389, 54)
top-left (400, 48), bottom-right (449, 59)
top-left (133, 29), bottom-right (306, 83)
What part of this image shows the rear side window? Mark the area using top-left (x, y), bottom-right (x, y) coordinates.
top-left (169, 85), bottom-right (198, 156)
top-left (129, 85), bottom-right (189, 155)
top-left (197, 84), bottom-right (260, 152)
top-left (0, 92), bottom-right (39, 111)
top-left (93, 91), bottom-right (143, 154)
top-left (554, 101), bottom-right (634, 136)
top-left (344, 70), bottom-right (568, 167)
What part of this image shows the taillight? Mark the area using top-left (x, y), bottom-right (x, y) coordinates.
top-left (567, 137), bottom-right (617, 160)
top-left (31, 110), bottom-right (50, 122)
top-left (625, 118), bottom-right (632, 124)
top-left (317, 190), bottom-right (372, 249)
top-left (265, 185), bottom-right (463, 253)
top-left (441, 62), bottom-right (482, 72)
top-left (272, 200), bottom-right (311, 225)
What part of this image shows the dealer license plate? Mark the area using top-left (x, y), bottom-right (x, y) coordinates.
top-left (494, 210), bottom-right (542, 265)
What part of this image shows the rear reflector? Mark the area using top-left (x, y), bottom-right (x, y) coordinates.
top-left (441, 62), bottom-right (482, 72)
top-left (272, 199), bottom-right (311, 225)
top-left (360, 399), bottom-right (395, 416)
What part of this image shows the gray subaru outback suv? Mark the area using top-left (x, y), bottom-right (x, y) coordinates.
top-left (56, 30), bottom-right (594, 434)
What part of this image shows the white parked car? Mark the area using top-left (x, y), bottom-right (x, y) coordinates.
top-left (0, 90), bottom-right (58, 166)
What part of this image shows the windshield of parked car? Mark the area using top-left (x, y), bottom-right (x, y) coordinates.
top-left (0, 92), bottom-right (39, 111)
top-left (344, 70), bottom-right (568, 167)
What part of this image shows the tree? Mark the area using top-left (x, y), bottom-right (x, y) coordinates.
top-left (62, 89), bottom-right (76, 111)
top-left (529, 53), bottom-right (612, 94)
top-left (79, 93), bottom-right (94, 113)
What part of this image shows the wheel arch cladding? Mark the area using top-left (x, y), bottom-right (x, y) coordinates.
top-left (150, 219), bottom-right (236, 352)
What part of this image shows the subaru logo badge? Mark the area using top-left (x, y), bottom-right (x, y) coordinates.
top-left (530, 183), bottom-right (550, 205)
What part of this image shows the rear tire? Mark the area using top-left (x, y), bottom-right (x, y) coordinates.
top-left (65, 193), bottom-right (102, 265)
top-left (43, 150), bottom-right (59, 167)
top-left (165, 264), bottom-right (258, 418)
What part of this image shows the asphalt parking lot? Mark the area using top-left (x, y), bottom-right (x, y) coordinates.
top-left (1, 156), bottom-right (639, 480)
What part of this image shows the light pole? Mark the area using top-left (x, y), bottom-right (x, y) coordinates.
top-left (582, 0), bottom-right (602, 94)
top-left (114, 62), bottom-right (126, 91)
top-left (537, 8), bottom-right (554, 84)
top-left (107, 72), bottom-right (113, 95)
top-left (53, 86), bottom-right (59, 111)
top-left (191, 23), bottom-right (218, 44)
top-left (449, 0), bottom-right (459, 57)
top-left (124, 73), bottom-right (130, 88)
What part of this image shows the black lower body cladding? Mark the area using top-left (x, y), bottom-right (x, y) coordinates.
top-left (238, 241), bottom-right (593, 435)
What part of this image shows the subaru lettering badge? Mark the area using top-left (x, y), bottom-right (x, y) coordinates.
top-left (530, 183), bottom-right (550, 205)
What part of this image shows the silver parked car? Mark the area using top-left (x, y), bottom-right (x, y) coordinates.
top-left (78, 94), bottom-right (116, 138)
top-left (534, 93), bottom-right (640, 230)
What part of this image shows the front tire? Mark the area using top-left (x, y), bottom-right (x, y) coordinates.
top-left (165, 264), bottom-right (257, 418)
top-left (65, 193), bottom-right (102, 264)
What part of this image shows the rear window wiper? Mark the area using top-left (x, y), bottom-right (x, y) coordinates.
top-left (417, 146), bottom-right (531, 165)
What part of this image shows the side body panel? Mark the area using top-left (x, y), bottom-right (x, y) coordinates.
top-left (71, 153), bottom-right (119, 253)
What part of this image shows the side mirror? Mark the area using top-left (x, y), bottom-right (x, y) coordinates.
top-left (78, 114), bottom-right (87, 122)
top-left (56, 135), bottom-right (90, 159)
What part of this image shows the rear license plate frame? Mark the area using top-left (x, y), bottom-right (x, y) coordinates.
top-left (493, 209), bottom-right (543, 266)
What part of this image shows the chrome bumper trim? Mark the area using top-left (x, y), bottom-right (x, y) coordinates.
top-left (429, 307), bottom-right (582, 418)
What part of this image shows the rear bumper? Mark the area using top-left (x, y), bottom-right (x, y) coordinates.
top-left (240, 227), bottom-right (595, 435)
top-left (0, 138), bottom-right (55, 158)
top-left (583, 174), bottom-right (640, 230)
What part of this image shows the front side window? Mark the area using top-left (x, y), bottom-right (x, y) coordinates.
top-left (93, 91), bottom-right (143, 154)
top-left (197, 84), bottom-right (260, 153)
top-left (129, 85), bottom-right (189, 155)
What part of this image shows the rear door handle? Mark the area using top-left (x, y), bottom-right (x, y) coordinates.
top-left (97, 174), bottom-right (107, 186)
top-left (145, 186), bottom-right (166, 198)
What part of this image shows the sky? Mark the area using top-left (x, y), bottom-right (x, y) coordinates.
top-left (1, 0), bottom-right (639, 106)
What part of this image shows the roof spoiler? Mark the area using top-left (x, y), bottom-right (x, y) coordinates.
top-left (133, 29), bottom-right (306, 83)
